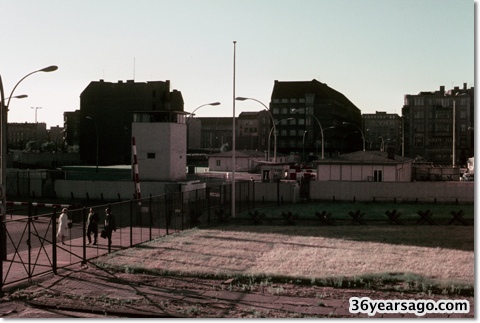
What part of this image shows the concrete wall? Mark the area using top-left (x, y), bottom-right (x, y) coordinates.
top-left (251, 181), bottom-right (300, 203)
top-left (52, 179), bottom-right (301, 203)
top-left (310, 181), bottom-right (474, 203)
top-left (54, 180), bottom-right (170, 200)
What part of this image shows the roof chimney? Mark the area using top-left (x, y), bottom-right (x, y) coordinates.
top-left (440, 85), bottom-right (445, 94)
top-left (387, 147), bottom-right (395, 160)
top-left (464, 83), bottom-right (467, 90)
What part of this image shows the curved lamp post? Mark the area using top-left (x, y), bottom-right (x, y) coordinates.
top-left (186, 102), bottom-right (221, 125)
top-left (302, 130), bottom-right (308, 163)
top-left (186, 102), bottom-right (220, 150)
top-left (267, 117), bottom-right (293, 162)
top-left (342, 122), bottom-right (365, 151)
top-left (292, 109), bottom-right (329, 159)
top-left (235, 97), bottom-right (280, 161)
top-left (0, 65), bottom-right (57, 263)
top-left (86, 116), bottom-right (99, 173)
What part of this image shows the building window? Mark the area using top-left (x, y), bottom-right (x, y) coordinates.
top-left (460, 110), bottom-right (467, 119)
top-left (414, 136), bottom-right (424, 147)
top-left (147, 153), bottom-right (156, 159)
top-left (273, 99), bottom-right (280, 103)
top-left (216, 160), bottom-right (221, 167)
top-left (373, 170), bottom-right (383, 182)
top-left (291, 98), bottom-right (297, 103)
top-left (414, 98), bottom-right (424, 106)
top-left (281, 107), bottom-right (288, 114)
top-left (298, 119), bottom-right (305, 125)
top-left (460, 124), bottom-right (467, 133)
top-left (281, 99), bottom-right (289, 103)
top-left (272, 108), bottom-right (279, 115)
top-left (289, 130), bottom-right (296, 136)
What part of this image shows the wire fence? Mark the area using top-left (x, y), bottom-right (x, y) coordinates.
top-left (1, 181), bottom-right (257, 291)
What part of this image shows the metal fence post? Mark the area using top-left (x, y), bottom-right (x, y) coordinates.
top-left (82, 207), bottom-right (86, 265)
top-left (27, 202), bottom-right (32, 278)
top-left (52, 207), bottom-right (57, 275)
top-left (207, 187), bottom-right (211, 225)
top-left (181, 191), bottom-right (184, 231)
top-left (129, 200), bottom-right (133, 247)
top-left (149, 195), bottom-right (152, 241)
top-left (164, 194), bottom-right (169, 235)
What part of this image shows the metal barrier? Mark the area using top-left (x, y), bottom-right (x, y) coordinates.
top-left (1, 181), bottom-right (254, 291)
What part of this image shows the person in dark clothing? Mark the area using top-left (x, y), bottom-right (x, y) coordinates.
top-left (104, 208), bottom-right (117, 247)
top-left (86, 208), bottom-right (100, 245)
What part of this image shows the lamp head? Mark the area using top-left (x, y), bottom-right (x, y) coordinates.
top-left (235, 97), bottom-right (248, 101)
top-left (39, 65), bottom-right (58, 73)
top-left (210, 102), bottom-right (221, 106)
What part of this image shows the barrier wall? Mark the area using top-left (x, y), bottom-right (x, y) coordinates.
top-left (53, 179), bottom-right (301, 204)
top-left (309, 181), bottom-right (474, 203)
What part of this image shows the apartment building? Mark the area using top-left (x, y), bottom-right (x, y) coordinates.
top-left (363, 111), bottom-right (402, 154)
top-left (270, 79), bottom-right (362, 161)
top-left (402, 84), bottom-right (474, 166)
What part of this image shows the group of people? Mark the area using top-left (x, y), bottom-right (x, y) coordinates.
top-left (56, 207), bottom-right (117, 246)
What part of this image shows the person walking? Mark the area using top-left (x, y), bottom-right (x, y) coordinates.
top-left (104, 208), bottom-right (117, 248)
top-left (57, 208), bottom-right (69, 245)
top-left (86, 208), bottom-right (100, 245)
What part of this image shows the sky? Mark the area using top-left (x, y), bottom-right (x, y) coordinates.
top-left (0, 0), bottom-right (475, 128)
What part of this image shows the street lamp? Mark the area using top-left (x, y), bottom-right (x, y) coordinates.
top-left (342, 131), bottom-right (359, 153)
top-left (267, 118), bottom-right (294, 162)
top-left (292, 109), bottom-right (329, 159)
top-left (0, 65), bottom-right (57, 262)
top-left (452, 92), bottom-right (467, 167)
top-left (31, 106), bottom-right (42, 123)
top-left (186, 102), bottom-right (220, 150)
top-left (86, 116), bottom-right (99, 173)
top-left (235, 97), bottom-right (280, 161)
top-left (186, 102), bottom-right (221, 125)
top-left (342, 122), bottom-right (365, 151)
top-left (302, 130), bottom-right (308, 163)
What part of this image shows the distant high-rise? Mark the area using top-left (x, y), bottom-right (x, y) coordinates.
top-left (402, 84), bottom-right (474, 166)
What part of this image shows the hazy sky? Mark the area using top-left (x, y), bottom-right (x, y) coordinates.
top-left (1, 0), bottom-right (474, 128)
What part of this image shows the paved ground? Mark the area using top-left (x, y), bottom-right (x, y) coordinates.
top-left (1, 220), bottom-right (475, 318)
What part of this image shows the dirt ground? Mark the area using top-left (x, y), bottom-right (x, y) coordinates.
top-left (1, 266), bottom-right (474, 318)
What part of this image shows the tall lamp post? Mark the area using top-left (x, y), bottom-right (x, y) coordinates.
top-left (452, 92), bottom-right (467, 167)
top-left (86, 116), bottom-right (99, 173)
top-left (0, 65), bottom-right (58, 263)
top-left (302, 130), bottom-right (308, 163)
top-left (292, 109), bottom-right (328, 159)
top-left (342, 122), bottom-right (365, 151)
top-left (235, 97), bottom-right (280, 161)
top-left (186, 102), bottom-right (220, 150)
top-left (267, 118), bottom-right (293, 161)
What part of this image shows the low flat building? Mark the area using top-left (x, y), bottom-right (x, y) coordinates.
top-left (314, 149), bottom-right (413, 182)
top-left (208, 150), bottom-right (289, 173)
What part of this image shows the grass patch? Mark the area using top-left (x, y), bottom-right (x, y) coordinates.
top-left (94, 225), bottom-right (474, 296)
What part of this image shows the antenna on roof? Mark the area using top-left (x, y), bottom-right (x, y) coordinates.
top-left (133, 57), bottom-right (136, 81)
